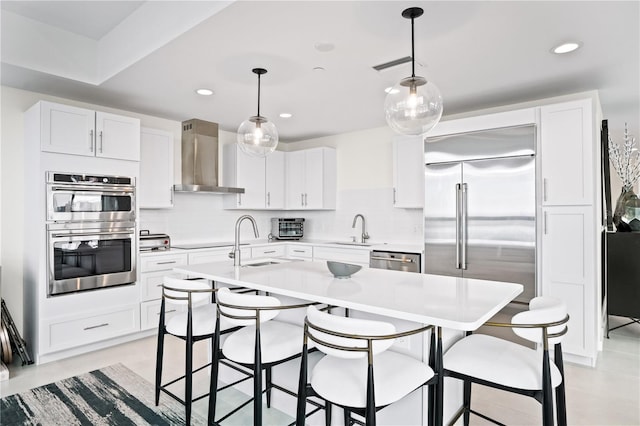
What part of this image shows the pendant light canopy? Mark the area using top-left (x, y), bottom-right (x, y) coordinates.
top-left (237, 68), bottom-right (278, 157)
top-left (384, 7), bottom-right (443, 136)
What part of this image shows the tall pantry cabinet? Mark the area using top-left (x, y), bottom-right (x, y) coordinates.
top-left (539, 98), bottom-right (601, 366)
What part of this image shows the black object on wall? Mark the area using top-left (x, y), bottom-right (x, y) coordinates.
top-left (605, 232), bottom-right (640, 335)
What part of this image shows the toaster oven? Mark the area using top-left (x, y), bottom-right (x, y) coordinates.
top-left (270, 218), bottom-right (304, 240)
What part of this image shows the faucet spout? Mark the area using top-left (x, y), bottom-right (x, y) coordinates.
top-left (230, 215), bottom-right (259, 266)
top-left (352, 213), bottom-right (370, 244)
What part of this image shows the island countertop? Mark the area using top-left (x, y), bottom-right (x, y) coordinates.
top-left (174, 260), bottom-right (522, 331)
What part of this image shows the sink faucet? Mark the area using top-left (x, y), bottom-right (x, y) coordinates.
top-left (352, 213), bottom-right (369, 244)
top-left (229, 215), bottom-right (259, 266)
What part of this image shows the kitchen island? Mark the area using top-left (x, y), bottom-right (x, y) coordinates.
top-left (174, 260), bottom-right (523, 425)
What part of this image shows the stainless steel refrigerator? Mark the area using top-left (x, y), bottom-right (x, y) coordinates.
top-left (424, 125), bottom-right (536, 303)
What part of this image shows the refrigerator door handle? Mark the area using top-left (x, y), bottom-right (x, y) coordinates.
top-left (455, 183), bottom-right (461, 269)
top-left (461, 182), bottom-right (468, 270)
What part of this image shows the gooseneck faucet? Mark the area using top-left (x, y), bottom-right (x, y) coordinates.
top-left (352, 213), bottom-right (369, 244)
top-left (229, 215), bottom-right (259, 266)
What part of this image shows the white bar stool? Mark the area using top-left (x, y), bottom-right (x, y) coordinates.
top-left (444, 296), bottom-right (569, 426)
top-left (296, 305), bottom-right (437, 426)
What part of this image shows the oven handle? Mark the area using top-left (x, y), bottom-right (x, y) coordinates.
top-left (370, 256), bottom-right (415, 263)
top-left (51, 230), bottom-right (134, 238)
top-left (49, 184), bottom-right (134, 193)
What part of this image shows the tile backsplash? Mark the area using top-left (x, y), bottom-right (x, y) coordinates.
top-left (139, 188), bottom-right (423, 244)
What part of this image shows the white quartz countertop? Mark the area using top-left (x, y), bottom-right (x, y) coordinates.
top-left (174, 260), bottom-right (522, 331)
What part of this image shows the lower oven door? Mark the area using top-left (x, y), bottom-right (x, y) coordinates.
top-left (47, 222), bottom-right (137, 296)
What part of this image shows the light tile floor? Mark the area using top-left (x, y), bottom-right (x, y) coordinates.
top-left (1, 316), bottom-right (638, 425)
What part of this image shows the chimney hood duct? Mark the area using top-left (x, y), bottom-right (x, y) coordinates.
top-left (173, 119), bottom-right (244, 194)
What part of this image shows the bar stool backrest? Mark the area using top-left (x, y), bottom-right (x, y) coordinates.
top-left (217, 287), bottom-right (281, 326)
top-left (306, 306), bottom-right (396, 359)
top-left (511, 296), bottom-right (568, 345)
top-left (163, 277), bottom-right (211, 306)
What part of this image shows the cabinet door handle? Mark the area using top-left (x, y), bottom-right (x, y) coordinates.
top-left (304, 193), bottom-right (308, 206)
top-left (544, 211), bottom-right (548, 234)
top-left (461, 183), bottom-right (468, 270)
top-left (238, 193), bottom-right (242, 206)
top-left (89, 129), bottom-right (94, 152)
top-left (84, 323), bottom-right (109, 331)
top-left (156, 260), bottom-right (177, 265)
top-left (393, 188), bottom-right (397, 205)
top-left (455, 183), bottom-right (461, 269)
top-left (543, 178), bottom-right (548, 202)
top-left (267, 192), bottom-right (271, 207)
top-left (301, 193), bottom-right (304, 207)
top-left (99, 131), bottom-right (103, 153)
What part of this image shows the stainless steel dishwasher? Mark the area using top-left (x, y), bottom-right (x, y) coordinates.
top-left (369, 250), bottom-right (421, 273)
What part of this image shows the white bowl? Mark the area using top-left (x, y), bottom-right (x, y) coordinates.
top-left (326, 261), bottom-right (362, 279)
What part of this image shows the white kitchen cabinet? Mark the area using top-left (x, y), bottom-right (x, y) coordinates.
top-left (285, 147), bottom-right (336, 210)
top-left (223, 145), bottom-right (286, 209)
top-left (393, 135), bottom-right (424, 208)
top-left (540, 99), bottom-right (594, 206)
top-left (139, 127), bottom-right (174, 208)
top-left (139, 251), bottom-right (188, 330)
top-left (313, 245), bottom-right (370, 266)
top-left (251, 245), bottom-right (285, 259)
top-left (39, 101), bottom-right (140, 161)
top-left (541, 206), bottom-right (596, 360)
top-left (286, 244), bottom-right (313, 260)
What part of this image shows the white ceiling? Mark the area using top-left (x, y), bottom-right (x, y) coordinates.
top-left (1, 1), bottom-right (639, 142)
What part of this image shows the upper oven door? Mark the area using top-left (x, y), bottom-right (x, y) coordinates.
top-left (47, 183), bottom-right (135, 222)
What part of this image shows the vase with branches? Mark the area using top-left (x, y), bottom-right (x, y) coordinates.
top-left (609, 123), bottom-right (640, 231)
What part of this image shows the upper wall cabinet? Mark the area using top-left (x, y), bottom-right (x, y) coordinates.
top-left (139, 127), bottom-right (174, 209)
top-left (285, 147), bottom-right (336, 210)
top-left (223, 145), bottom-right (286, 210)
top-left (39, 101), bottom-right (140, 161)
top-left (393, 135), bottom-right (424, 208)
top-left (540, 99), bottom-right (593, 206)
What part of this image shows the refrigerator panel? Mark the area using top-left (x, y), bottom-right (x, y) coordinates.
top-left (462, 156), bottom-right (536, 302)
top-left (424, 163), bottom-right (462, 277)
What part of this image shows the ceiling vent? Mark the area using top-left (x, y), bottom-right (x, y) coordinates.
top-left (372, 56), bottom-right (413, 71)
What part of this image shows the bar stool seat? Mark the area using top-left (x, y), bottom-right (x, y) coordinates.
top-left (311, 350), bottom-right (433, 408)
top-left (166, 304), bottom-right (235, 337)
top-left (445, 333), bottom-right (563, 390)
top-left (223, 320), bottom-right (307, 364)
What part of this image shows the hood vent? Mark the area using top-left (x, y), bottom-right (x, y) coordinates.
top-left (173, 119), bottom-right (244, 194)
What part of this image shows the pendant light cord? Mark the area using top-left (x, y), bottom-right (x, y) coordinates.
top-left (410, 16), bottom-right (415, 78)
top-left (257, 73), bottom-right (261, 117)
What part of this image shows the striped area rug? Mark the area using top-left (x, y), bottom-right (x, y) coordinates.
top-left (0, 363), bottom-right (206, 425)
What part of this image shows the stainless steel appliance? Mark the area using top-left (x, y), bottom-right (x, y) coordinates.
top-left (46, 172), bottom-right (135, 222)
top-left (47, 221), bottom-right (136, 296)
top-left (139, 230), bottom-right (171, 251)
top-left (424, 125), bottom-right (536, 303)
top-left (46, 171), bottom-right (137, 296)
top-left (173, 119), bottom-right (244, 194)
top-left (270, 218), bottom-right (304, 240)
top-left (370, 250), bottom-right (421, 273)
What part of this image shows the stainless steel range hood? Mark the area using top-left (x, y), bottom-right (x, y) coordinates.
top-left (173, 119), bottom-right (244, 194)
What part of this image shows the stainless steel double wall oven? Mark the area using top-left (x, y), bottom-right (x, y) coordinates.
top-left (46, 172), bottom-right (136, 296)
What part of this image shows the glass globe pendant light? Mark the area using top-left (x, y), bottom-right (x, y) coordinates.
top-left (384, 7), bottom-right (443, 136)
top-left (237, 68), bottom-right (278, 157)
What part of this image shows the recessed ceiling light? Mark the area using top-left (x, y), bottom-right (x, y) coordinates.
top-left (279, 113), bottom-right (293, 118)
top-left (196, 88), bottom-right (214, 96)
top-left (551, 42), bottom-right (582, 54)
top-left (314, 42), bottom-right (335, 52)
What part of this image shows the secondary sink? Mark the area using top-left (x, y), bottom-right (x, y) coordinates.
top-left (332, 241), bottom-right (373, 247)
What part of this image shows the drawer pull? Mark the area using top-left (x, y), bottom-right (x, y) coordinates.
top-left (157, 309), bottom-right (176, 315)
top-left (84, 323), bottom-right (109, 331)
top-left (263, 250), bottom-right (277, 254)
top-left (156, 261), bottom-right (177, 265)
top-left (293, 250), bottom-right (306, 253)
top-left (370, 256), bottom-right (414, 263)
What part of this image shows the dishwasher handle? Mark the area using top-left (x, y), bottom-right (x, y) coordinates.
top-left (370, 256), bottom-right (415, 263)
